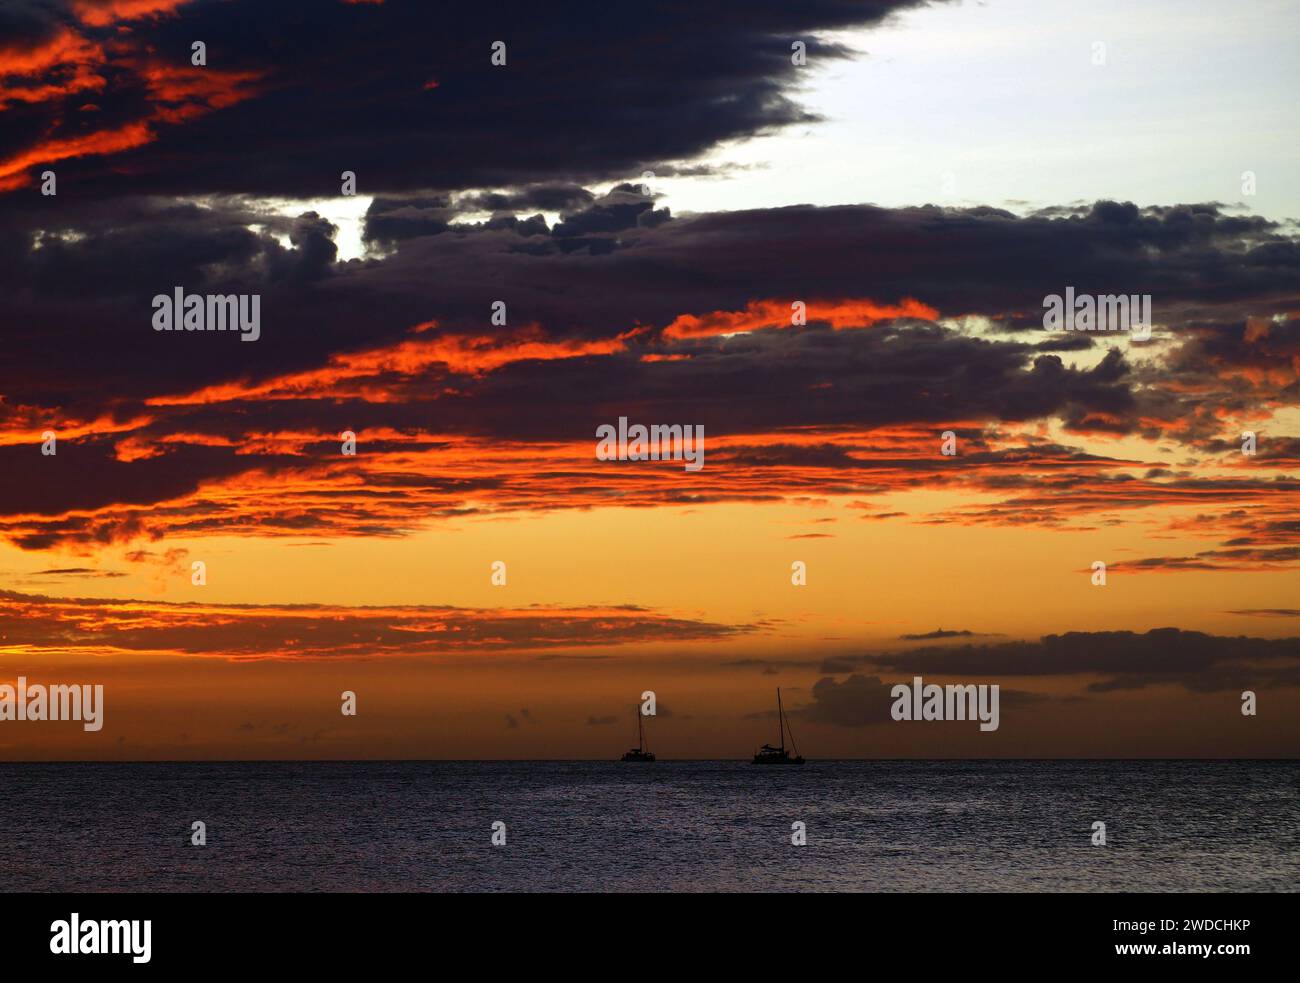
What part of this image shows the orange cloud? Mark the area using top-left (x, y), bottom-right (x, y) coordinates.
top-left (72, 0), bottom-right (193, 27)
top-left (0, 409), bottom-right (153, 448)
top-left (134, 61), bottom-right (266, 123)
top-left (0, 589), bottom-right (751, 661)
top-left (0, 29), bottom-right (107, 111)
top-left (147, 322), bottom-right (640, 406)
top-left (662, 297), bottom-right (938, 340)
top-left (0, 22), bottom-right (263, 191)
top-left (0, 28), bottom-right (104, 79)
top-left (0, 120), bottom-right (153, 189)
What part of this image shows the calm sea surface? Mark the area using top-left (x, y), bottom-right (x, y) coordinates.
top-left (1, 760), bottom-right (1296, 892)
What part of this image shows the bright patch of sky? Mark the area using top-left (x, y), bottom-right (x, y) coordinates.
top-left (649, 0), bottom-right (1300, 222)
top-left (292, 0), bottom-right (1299, 262)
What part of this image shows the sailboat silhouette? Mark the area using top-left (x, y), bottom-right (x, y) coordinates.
top-left (752, 688), bottom-right (805, 764)
top-left (620, 704), bottom-right (656, 762)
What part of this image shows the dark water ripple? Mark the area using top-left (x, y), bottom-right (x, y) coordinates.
top-left (1, 760), bottom-right (1296, 892)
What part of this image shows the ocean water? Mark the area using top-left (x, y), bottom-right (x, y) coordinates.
top-left (1, 760), bottom-right (1296, 892)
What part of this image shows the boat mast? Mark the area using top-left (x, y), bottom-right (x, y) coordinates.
top-left (778, 688), bottom-right (785, 751)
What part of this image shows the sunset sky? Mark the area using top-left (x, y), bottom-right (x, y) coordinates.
top-left (1, 0), bottom-right (1298, 759)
